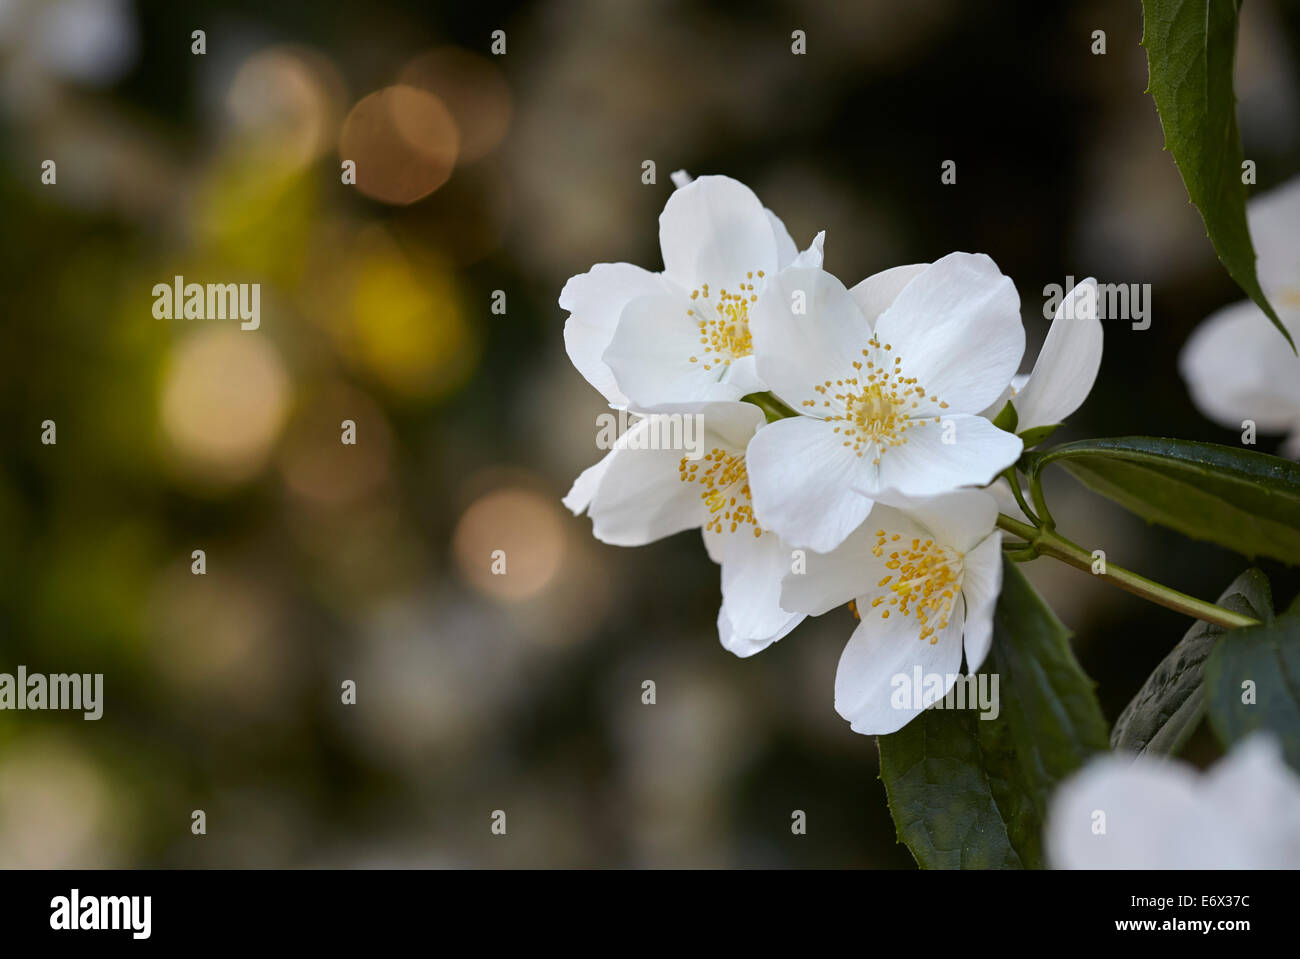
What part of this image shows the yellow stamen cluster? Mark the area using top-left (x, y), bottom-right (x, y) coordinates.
top-left (802, 335), bottom-right (949, 464)
top-left (867, 529), bottom-right (963, 643)
top-left (678, 447), bottom-right (761, 537)
top-left (687, 271), bottom-right (765, 371)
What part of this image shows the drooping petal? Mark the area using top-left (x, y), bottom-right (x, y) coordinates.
top-left (1180, 298), bottom-right (1300, 431)
top-left (564, 415), bottom-right (660, 515)
top-left (956, 533), bottom-right (1003, 672)
top-left (658, 175), bottom-right (780, 291)
top-left (712, 529), bottom-right (805, 657)
top-left (560, 263), bottom-right (672, 406)
top-left (749, 266), bottom-right (871, 413)
top-left (1013, 278), bottom-right (1102, 433)
top-left (586, 401), bottom-right (765, 545)
top-left (562, 453), bottom-right (612, 516)
top-left (872, 252), bottom-right (1024, 415)
top-left (870, 414), bottom-right (1022, 499)
top-left (745, 415), bottom-right (876, 552)
top-left (848, 263), bottom-right (928, 328)
top-left (603, 292), bottom-right (748, 407)
top-left (834, 601), bottom-right (965, 735)
top-left (588, 439), bottom-right (706, 546)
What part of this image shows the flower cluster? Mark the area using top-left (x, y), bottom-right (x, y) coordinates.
top-left (561, 174), bottom-right (1102, 735)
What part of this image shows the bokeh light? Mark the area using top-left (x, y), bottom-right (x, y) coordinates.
top-left (159, 326), bottom-right (291, 486)
top-left (452, 484), bottom-right (567, 602)
top-left (398, 46), bottom-right (511, 163)
top-left (339, 85), bottom-right (459, 205)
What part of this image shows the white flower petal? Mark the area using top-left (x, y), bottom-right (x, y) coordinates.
top-left (1045, 756), bottom-right (1244, 869)
top-left (603, 292), bottom-right (748, 407)
top-left (871, 415), bottom-right (1022, 499)
top-left (766, 208), bottom-right (799, 267)
top-left (586, 401), bottom-right (764, 545)
top-left (834, 601), bottom-right (965, 735)
top-left (721, 353), bottom-right (766, 397)
top-left (1180, 298), bottom-right (1300, 431)
top-left (789, 230), bottom-right (826, 270)
top-left (957, 533), bottom-right (1003, 672)
top-left (872, 252), bottom-right (1024, 414)
top-left (779, 505), bottom-right (924, 616)
top-left (713, 529), bottom-right (805, 657)
top-left (750, 266), bottom-right (871, 412)
top-left (658, 175), bottom-right (780, 290)
top-left (560, 263), bottom-right (671, 406)
top-left (746, 415), bottom-right (876, 552)
top-left (562, 453), bottom-right (612, 516)
top-left (848, 263), bottom-right (928, 327)
top-left (588, 440), bottom-right (706, 546)
top-left (872, 488), bottom-right (999, 553)
top-left (1248, 175), bottom-right (1300, 297)
top-left (1013, 278), bottom-right (1102, 433)
top-left (985, 476), bottom-right (1029, 522)
top-left (1200, 733), bottom-right (1300, 868)
top-left (1048, 733), bottom-right (1300, 869)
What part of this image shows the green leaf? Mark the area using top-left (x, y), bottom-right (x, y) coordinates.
top-left (1028, 437), bottom-right (1300, 565)
top-left (1112, 568), bottom-right (1272, 756)
top-left (878, 559), bottom-right (1108, 868)
top-left (1141, 0), bottom-right (1292, 348)
top-left (1206, 612), bottom-right (1300, 773)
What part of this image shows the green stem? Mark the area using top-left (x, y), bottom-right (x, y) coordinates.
top-left (1001, 468), bottom-right (1039, 526)
top-left (995, 514), bottom-right (1258, 630)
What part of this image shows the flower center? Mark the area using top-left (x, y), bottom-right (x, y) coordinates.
top-left (802, 335), bottom-right (949, 464)
top-left (867, 529), bottom-right (963, 643)
top-left (687, 271), bottom-right (764, 372)
top-left (678, 447), bottom-right (762, 537)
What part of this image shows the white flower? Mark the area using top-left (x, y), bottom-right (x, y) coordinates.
top-left (981, 277), bottom-right (1102, 437)
top-left (745, 254), bottom-right (1025, 552)
top-left (779, 489), bottom-right (1003, 735)
top-left (568, 401), bottom-right (804, 657)
top-left (559, 175), bottom-right (824, 410)
top-left (1046, 733), bottom-right (1300, 869)
top-left (1181, 176), bottom-right (1300, 457)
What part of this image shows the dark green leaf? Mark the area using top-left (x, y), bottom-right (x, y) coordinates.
top-left (1206, 612), bottom-right (1300, 772)
top-left (1028, 437), bottom-right (1300, 565)
top-left (878, 559), bottom-right (1108, 868)
top-left (1112, 568), bottom-right (1272, 756)
top-left (1141, 0), bottom-right (1291, 348)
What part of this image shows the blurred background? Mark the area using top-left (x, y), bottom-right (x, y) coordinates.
top-left (1, 0), bottom-right (1298, 868)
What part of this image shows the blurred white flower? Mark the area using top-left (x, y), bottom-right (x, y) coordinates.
top-left (567, 401), bottom-right (803, 656)
top-left (779, 488), bottom-right (1003, 734)
top-left (1047, 733), bottom-right (1300, 869)
top-left (745, 254), bottom-right (1024, 552)
top-left (0, 0), bottom-right (138, 89)
top-left (1181, 177), bottom-right (1300, 457)
top-left (560, 174), bottom-right (823, 410)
